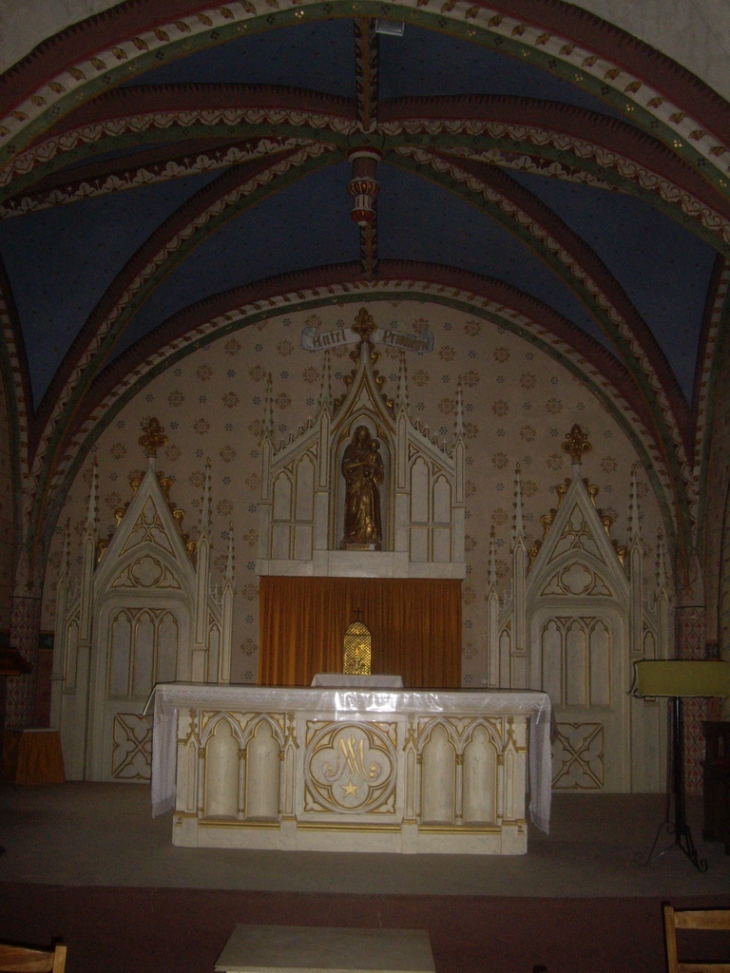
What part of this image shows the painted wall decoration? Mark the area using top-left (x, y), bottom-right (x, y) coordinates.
top-left (42, 299), bottom-right (670, 687)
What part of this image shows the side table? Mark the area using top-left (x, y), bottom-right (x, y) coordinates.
top-left (214, 926), bottom-right (435, 973)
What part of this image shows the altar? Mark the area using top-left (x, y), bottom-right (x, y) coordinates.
top-left (149, 683), bottom-right (551, 855)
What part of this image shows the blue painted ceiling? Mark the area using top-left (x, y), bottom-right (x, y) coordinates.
top-left (0, 17), bottom-right (718, 408)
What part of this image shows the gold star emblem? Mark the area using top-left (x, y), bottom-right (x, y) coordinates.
top-left (342, 778), bottom-right (360, 798)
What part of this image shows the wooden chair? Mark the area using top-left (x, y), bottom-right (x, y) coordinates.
top-left (664, 904), bottom-right (730, 973)
top-left (0, 943), bottom-right (66, 973)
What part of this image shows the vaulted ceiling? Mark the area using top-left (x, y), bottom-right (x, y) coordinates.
top-left (1, 1), bottom-right (729, 577)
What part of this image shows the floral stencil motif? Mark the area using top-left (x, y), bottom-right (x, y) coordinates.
top-left (546, 398), bottom-right (563, 414)
top-left (492, 400), bottom-right (509, 417)
top-left (547, 453), bottom-right (564, 470)
top-left (520, 425), bottom-right (536, 442)
top-left (193, 419), bottom-right (210, 435)
top-left (461, 370), bottom-right (479, 387)
top-left (601, 456), bottom-right (618, 473)
top-left (523, 480), bottom-right (539, 498)
top-left (303, 367), bottom-right (320, 384)
top-left (196, 365), bottom-right (213, 382)
top-left (462, 584), bottom-right (477, 605)
top-left (167, 390), bottom-right (185, 407)
top-left (244, 473), bottom-right (260, 492)
top-left (189, 469), bottom-right (206, 488)
top-left (241, 583), bottom-right (258, 601)
top-left (222, 391), bottom-right (240, 408)
top-left (464, 535), bottom-right (478, 552)
top-left (412, 317), bottom-right (430, 334)
top-left (249, 365), bottom-right (266, 382)
top-left (110, 443), bottom-right (127, 459)
top-left (463, 422), bottom-right (479, 439)
top-left (465, 480), bottom-right (477, 498)
top-left (492, 452), bottom-right (508, 469)
top-left (492, 508), bottom-right (509, 524)
top-left (439, 346), bottom-right (456, 362)
top-left (241, 638), bottom-right (257, 656)
top-left (104, 491), bottom-right (123, 510)
top-left (164, 445), bottom-right (181, 462)
top-left (464, 319), bottom-right (481, 336)
top-left (412, 369), bottom-right (429, 387)
top-left (520, 373), bottom-right (536, 389)
top-left (275, 392), bottom-right (292, 410)
top-left (277, 339), bottom-right (294, 357)
top-left (494, 347), bottom-right (510, 363)
top-left (242, 528), bottom-right (258, 547)
top-left (217, 499), bottom-right (234, 516)
top-left (224, 338), bottom-right (241, 356)
top-left (439, 397), bottom-right (456, 415)
top-left (219, 446), bottom-right (236, 463)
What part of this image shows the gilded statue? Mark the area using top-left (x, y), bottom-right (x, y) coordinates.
top-left (341, 425), bottom-right (384, 549)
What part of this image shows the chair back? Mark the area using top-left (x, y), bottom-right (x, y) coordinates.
top-left (0, 943), bottom-right (67, 973)
top-left (664, 904), bottom-right (730, 973)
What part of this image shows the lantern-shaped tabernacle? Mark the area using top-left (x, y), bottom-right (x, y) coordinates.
top-left (343, 620), bottom-right (372, 675)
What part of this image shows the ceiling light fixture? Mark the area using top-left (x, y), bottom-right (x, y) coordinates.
top-left (374, 19), bottom-right (404, 36)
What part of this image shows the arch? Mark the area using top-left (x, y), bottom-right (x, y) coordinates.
top-left (2, 0), bottom-right (730, 190)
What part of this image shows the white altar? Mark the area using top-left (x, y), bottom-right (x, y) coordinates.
top-left (149, 684), bottom-right (551, 855)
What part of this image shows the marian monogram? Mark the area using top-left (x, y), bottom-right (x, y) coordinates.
top-left (304, 721), bottom-right (397, 814)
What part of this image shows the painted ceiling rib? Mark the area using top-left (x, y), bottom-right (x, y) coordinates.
top-left (5, 91), bottom-right (729, 257)
top-left (392, 145), bottom-right (692, 444)
top-left (26, 143), bottom-right (345, 542)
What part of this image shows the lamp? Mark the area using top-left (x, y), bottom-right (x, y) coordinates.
top-left (632, 660), bottom-right (730, 872)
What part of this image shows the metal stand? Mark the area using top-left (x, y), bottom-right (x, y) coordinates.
top-left (637, 697), bottom-right (708, 872)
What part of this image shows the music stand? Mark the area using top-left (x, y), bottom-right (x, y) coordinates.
top-left (632, 660), bottom-right (730, 872)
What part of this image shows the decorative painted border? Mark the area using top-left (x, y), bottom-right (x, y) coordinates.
top-left (693, 257), bottom-right (730, 556)
top-left (2, 0), bottom-right (730, 199)
top-left (42, 262), bottom-right (678, 563)
top-left (390, 145), bottom-right (695, 548)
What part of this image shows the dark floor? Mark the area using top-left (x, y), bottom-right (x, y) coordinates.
top-left (1, 782), bottom-right (729, 896)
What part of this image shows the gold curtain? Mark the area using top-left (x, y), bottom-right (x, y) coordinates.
top-left (258, 577), bottom-right (461, 688)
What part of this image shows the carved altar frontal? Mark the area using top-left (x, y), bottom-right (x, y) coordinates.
top-left (153, 685), bottom-right (551, 855)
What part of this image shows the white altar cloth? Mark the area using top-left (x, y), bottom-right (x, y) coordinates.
top-left (147, 683), bottom-right (552, 834)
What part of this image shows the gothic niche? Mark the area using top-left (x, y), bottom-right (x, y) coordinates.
top-left (256, 307), bottom-right (466, 579)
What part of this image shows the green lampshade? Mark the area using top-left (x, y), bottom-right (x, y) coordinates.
top-left (633, 660), bottom-right (730, 698)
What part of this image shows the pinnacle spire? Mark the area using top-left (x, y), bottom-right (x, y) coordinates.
top-left (60, 519), bottom-right (71, 579)
top-left (455, 378), bottom-right (464, 438)
top-left (628, 463), bottom-right (641, 545)
top-left (85, 457), bottom-right (99, 533)
top-left (319, 350), bottom-right (332, 412)
top-left (200, 459), bottom-right (211, 538)
top-left (224, 522), bottom-right (235, 583)
top-left (656, 530), bottom-right (667, 588)
top-left (488, 524), bottom-right (497, 588)
top-left (397, 350), bottom-right (409, 413)
top-left (263, 372), bottom-right (274, 439)
top-left (512, 463), bottom-right (524, 545)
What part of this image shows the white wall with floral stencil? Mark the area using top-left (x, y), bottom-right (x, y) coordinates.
top-left (41, 299), bottom-right (670, 685)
